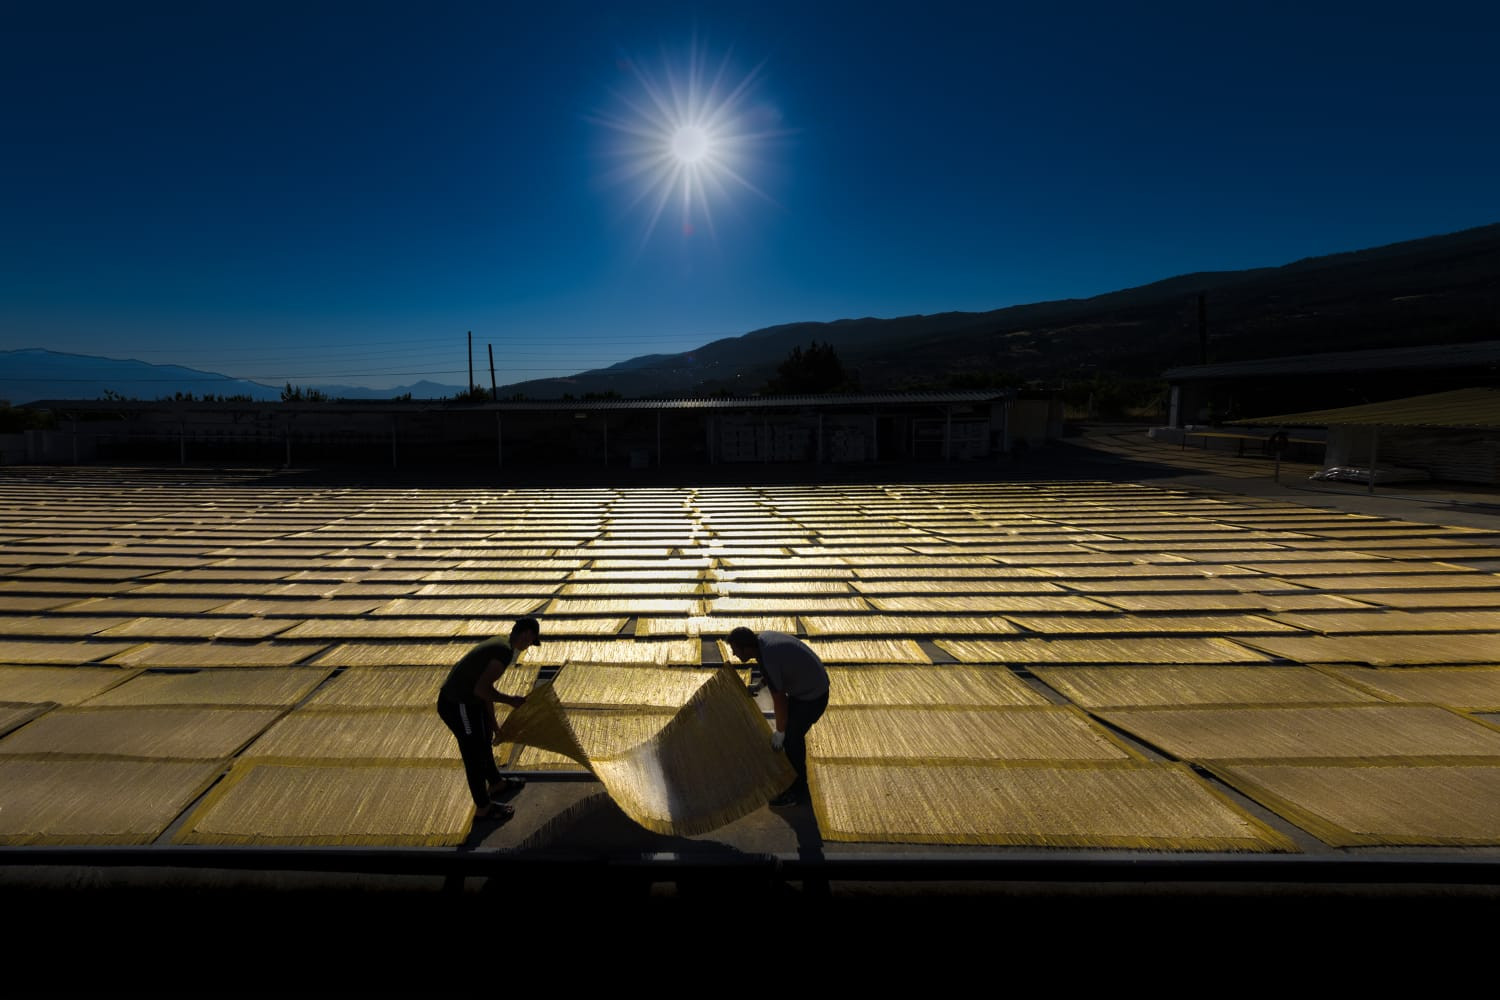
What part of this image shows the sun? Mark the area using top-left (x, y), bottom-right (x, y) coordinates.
top-left (591, 40), bottom-right (788, 246)
top-left (671, 125), bottom-right (712, 164)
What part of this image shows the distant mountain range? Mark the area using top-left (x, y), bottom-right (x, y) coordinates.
top-left (5, 221), bottom-right (1498, 405)
top-left (0, 350), bottom-right (468, 406)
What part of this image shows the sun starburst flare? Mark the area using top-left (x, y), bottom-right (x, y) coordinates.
top-left (591, 40), bottom-right (789, 247)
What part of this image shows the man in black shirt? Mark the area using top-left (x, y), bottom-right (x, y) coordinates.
top-left (727, 626), bottom-right (829, 808)
top-left (436, 616), bottom-right (541, 821)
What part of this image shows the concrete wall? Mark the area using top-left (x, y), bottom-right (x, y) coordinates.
top-left (1010, 398), bottom-right (1062, 447)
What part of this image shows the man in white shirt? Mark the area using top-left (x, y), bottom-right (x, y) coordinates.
top-left (727, 626), bottom-right (829, 807)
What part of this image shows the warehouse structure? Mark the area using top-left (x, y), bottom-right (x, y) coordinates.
top-left (3, 390), bottom-right (1062, 470)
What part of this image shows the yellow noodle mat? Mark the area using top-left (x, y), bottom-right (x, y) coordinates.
top-left (810, 760), bottom-right (1293, 850)
top-left (173, 760), bottom-right (473, 846)
top-left (1269, 574), bottom-right (1497, 591)
top-left (3, 640), bottom-right (140, 665)
top-left (1354, 592), bottom-right (1500, 609)
top-left (1030, 564), bottom-right (1260, 579)
top-left (306, 663), bottom-right (537, 708)
top-left (551, 664), bottom-right (717, 707)
top-left (1321, 666), bottom-right (1500, 712)
top-left (1098, 705), bottom-right (1500, 761)
top-left (0, 706), bottom-right (283, 759)
top-left (801, 615), bottom-right (1019, 636)
top-left (287, 617), bottom-right (627, 640)
top-left (419, 571), bottom-right (575, 584)
top-left (53, 598), bottom-right (231, 614)
top-left (414, 583), bottom-right (564, 596)
top-left (939, 637), bottom-right (1272, 664)
top-left (0, 758), bottom-right (225, 845)
top-left (109, 642), bottom-right (331, 668)
top-left (311, 641), bottom-right (491, 667)
top-left (1093, 593), bottom-right (1369, 612)
top-left (1268, 611), bottom-right (1500, 635)
top-left (706, 596), bottom-right (872, 615)
top-left (807, 706), bottom-right (1134, 762)
top-left (497, 665), bottom-right (794, 836)
top-left (569, 570), bottom-right (707, 582)
top-left (0, 597), bottom-right (75, 613)
top-left (827, 666), bottom-right (1049, 707)
top-left (545, 598), bottom-right (704, 615)
top-left (1232, 561), bottom-right (1471, 575)
top-left (372, 597), bottom-right (547, 616)
top-left (710, 581), bottom-right (853, 596)
top-left (801, 638), bottom-right (931, 664)
top-left (635, 615), bottom-right (797, 637)
top-left (0, 583), bottom-right (138, 598)
top-left (203, 598), bottom-right (389, 616)
top-left (1003, 613), bottom-right (1295, 635)
top-left (281, 619), bottom-right (479, 640)
top-left (1208, 762), bottom-right (1500, 846)
top-left (510, 707), bottom-right (675, 763)
top-left (1236, 633), bottom-right (1500, 666)
top-left (85, 667), bottom-right (333, 707)
top-left (523, 639), bottom-right (700, 667)
top-left (0, 702), bottom-right (52, 737)
top-left (0, 666), bottom-right (135, 705)
top-left (850, 566), bottom-right (1014, 578)
top-left (1032, 665), bottom-right (1380, 709)
top-left (849, 579), bottom-right (1063, 595)
top-left (11, 567), bottom-right (161, 581)
top-left (1061, 577), bottom-right (1295, 594)
top-left (1360, 548), bottom-right (1500, 560)
top-left (96, 617), bottom-right (294, 640)
top-left (243, 707), bottom-right (487, 761)
top-left (871, 595), bottom-right (1114, 613)
top-left (512, 745), bottom-right (589, 771)
top-left (0, 615), bottom-right (132, 637)
top-left (562, 582), bottom-right (705, 596)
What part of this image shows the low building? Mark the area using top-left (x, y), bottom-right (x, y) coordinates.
top-left (1163, 341), bottom-right (1500, 428)
top-left (10, 390), bottom-right (1060, 471)
top-left (1230, 387), bottom-right (1500, 486)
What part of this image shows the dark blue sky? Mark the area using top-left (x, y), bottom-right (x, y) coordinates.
top-left (4, 1), bottom-right (1497, 389)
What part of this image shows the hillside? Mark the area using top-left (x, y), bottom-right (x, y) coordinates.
top-left (498, 221), bottom-right (1500, 397)
top-left (6, 222), bottom-right (1498, 404)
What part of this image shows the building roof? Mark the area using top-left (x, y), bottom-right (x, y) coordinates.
top-left (1230, 387), bottom-right (1500, 429)
top-left (485, 390), bottom-right (1007, 411)
top-left (24, 390), bottom-right (1008, 414)
top-left (1164, 341), bottom-right (1500, 381)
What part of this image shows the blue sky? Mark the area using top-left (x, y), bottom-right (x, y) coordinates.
top-left (3, 1), bottom-right (1497, 389)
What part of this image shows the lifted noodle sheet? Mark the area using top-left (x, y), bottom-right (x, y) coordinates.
top-left (496, 664), bottom-right (794, 836)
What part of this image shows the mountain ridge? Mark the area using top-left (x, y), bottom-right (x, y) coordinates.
top-left (5, 221), bottom-right (1498, 405)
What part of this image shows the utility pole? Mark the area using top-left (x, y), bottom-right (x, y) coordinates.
top-left (1198, 294), bottom-right (1208, 365)
top-left (488, 344), bottom-right (497, 401)
top-left (467, 331), bottom-right (474, 393)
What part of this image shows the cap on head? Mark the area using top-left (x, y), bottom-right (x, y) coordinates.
top-left (512, 615), bottom-right (542, 645)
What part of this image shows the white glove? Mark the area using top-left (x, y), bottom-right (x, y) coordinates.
top-left (770, 730), bottom-right (786, 751)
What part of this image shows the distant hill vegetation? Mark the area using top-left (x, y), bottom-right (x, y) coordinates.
top-left (501, 221), bottom-right (1500, 399)
top-left (5, 222), bottom-right (1497, 405)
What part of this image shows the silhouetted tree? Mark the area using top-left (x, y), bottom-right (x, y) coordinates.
top-left (762, 341), bottom-right (857, 394)
top-left (281, 384), bottom-right (327, 402)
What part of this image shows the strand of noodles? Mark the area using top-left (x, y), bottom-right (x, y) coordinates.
top-left (496, 663), bottom-right (794, 836)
